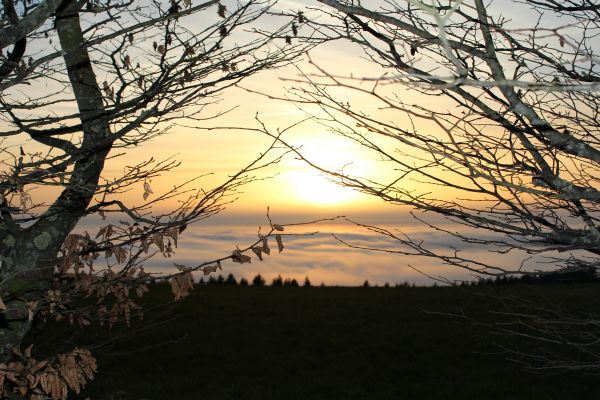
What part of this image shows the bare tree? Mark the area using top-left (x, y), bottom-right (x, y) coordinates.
top-left (0, 0), bottom-right (306, 397)
top-left (263, 0), bottom-right (600, 370)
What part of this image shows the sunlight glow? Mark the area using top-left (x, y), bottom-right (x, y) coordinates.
top-left (280, 135), bottom-right (374, 206)
top-left (289, 170), bottom-right (357, 205)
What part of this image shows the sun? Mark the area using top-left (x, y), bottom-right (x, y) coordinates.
top-left (280, 135), bottom-right (373, 206)
top-left (289, 170), bottom-right (357, 205)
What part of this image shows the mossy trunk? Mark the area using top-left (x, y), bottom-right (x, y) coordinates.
top-left (0, 0), bottom-right (112, 363)
top-left (0, 232), bottom-right (57, 362)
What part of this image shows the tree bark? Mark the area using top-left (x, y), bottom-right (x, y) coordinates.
top-left (0, 0), bottom-right (112, 361)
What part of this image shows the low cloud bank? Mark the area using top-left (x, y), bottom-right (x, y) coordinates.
top-left (75, 213), bottom-right (561, 286)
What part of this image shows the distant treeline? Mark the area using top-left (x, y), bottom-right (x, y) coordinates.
top-left (197, 274), bottom-right (416, 288)
top-left (197, 266), bottom-right (599, 288)
top-left (198, 274), bottom-right (306, 287)
top-left (463, 266), bottom-right (600, 286)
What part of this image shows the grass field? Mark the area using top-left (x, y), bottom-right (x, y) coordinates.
top-left (28, 284), bottom-right (600, 400)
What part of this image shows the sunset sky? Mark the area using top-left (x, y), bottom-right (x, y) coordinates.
top-left (95, 59), bottom-right (422, 285)
top-left (7, 0), bottom-right (565, 286)
top-left (77, 0), bottom-right (557, 286)
top-left (84, 40), bottom-right (428, 284)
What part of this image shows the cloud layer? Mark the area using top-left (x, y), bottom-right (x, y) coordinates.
top-left (139, 219), bottom-right (544, 286)
top-left (75, 211), bottom-right (567, 286)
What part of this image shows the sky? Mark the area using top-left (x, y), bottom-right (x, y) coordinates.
top-left (88, 24), bottom-right (438, 284)
top-left (90, 3), bottom-right (447, 284)
top-left (9, 0), bottom-right (578, 285)
top-left (82, 0), bottom-right (575, 285)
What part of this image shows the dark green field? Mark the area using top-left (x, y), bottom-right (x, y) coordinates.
top-left (29, 284), bottom-right (600, 400)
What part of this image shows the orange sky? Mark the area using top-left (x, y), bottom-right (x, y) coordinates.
top-left (83, 52), bottom-right (502, 286)
top-left (6, 3), bottom-right (524, 285)
top-left (98, 43), bottom-right (464, 219)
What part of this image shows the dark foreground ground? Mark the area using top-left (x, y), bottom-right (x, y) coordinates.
top-left (29, 284), bottom-right (600, 400)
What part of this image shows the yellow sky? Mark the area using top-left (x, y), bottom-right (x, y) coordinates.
top-left (97, 45), bottom-right (466, 218)
top-left (7, 41), bottom-right (470, 229)
top-left (7, 29), bottom-right (478, 287)
top-left (3, 0), bottom-right (570, 286)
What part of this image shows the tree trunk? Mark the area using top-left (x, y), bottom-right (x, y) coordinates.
top-left (0, 232), bottom-right (57, 362)
top-left (0, 0), bottom-right (111, 361)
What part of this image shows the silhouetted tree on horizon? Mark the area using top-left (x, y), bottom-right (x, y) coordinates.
top-left (271, 275), bottom-right (284, 286)
top-left (252, 274), bottom-right (266, 287)
top-left (225, 273), bottom-right (238, 285)
top-left (283, 278), bottom-right (299, 287)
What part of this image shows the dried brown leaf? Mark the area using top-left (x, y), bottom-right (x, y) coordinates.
top-left (94, 226), bottom-right (107, 240)
top-left (173, 263), bottom-right (188, 272)
top-left (298, 11), bottom-right (305, 23)
top-left (165, 227), bottom-right (179, 248)
top-left (24, 344), bottom-right (33, 359)
top-left (112, 246), bottom-right (127, 264)
top-left (19, 191), bottom-right (32, 209)
top-left (217, 3), bottom-right (226, 17)
top-left (143, 180), bottom-right (153, 200)
top-left (410, 42), bottom-right (418, 55)
top-left (231, 249), bottom-right (251, 264)
top-left (251, 247), bottom-right (263, 261)
top-left (203, 264), bottom-right (218, 275)
top-left (262, 237), bottom-right (270, 255)
top-left (178, 223), bottom-right (187, 234)
top-left (124, 54), bottom-right (131, 69)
